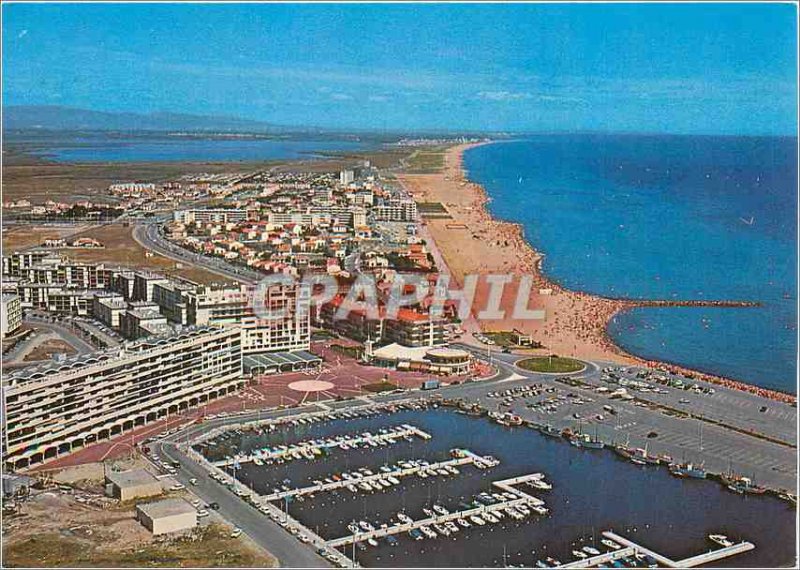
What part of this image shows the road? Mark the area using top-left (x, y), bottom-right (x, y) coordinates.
top-left (19, 316), bottom-right (97, 354)
top-left (132, 221), bottom-right (260, 285)
top-left (144, 348), bottom-right (795, 568)
top-left (71, 319), bottom-right (122, 348)
top-left (153, 407), bottom-right (334, 568)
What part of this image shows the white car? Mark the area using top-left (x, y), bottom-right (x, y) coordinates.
top-left (197, 509), bottom-right (209, 517)
top-left (230, 528), bottom-right (242, 538)
top-left (189, 478), bottom-right (198, 485)
top-left (170, 483), bottom-right (185, 491)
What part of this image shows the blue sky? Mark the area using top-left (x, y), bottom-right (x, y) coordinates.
top-left (2, 3), bottom-right (797, 134)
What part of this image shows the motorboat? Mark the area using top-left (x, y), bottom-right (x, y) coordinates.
top-left (708, 534), bottom-right (735, 547)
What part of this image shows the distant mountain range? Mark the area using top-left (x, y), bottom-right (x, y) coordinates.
top-left (3, 105), bottom-right (287, 133)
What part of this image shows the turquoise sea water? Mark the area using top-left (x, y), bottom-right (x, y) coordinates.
top-left (464, 136), bottom-right (797, 393)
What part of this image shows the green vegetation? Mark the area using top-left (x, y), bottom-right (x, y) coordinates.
top-left (416, 202), bottom-right (449, 213)
top-left (362, 381), bottom-right (401, 393)
top-left (517, 356), bottom-right (585, 373)
top-left (329, 343), bottom-right (362, 360)
top-left (3, 525), bottom-right (275, 568)
top-left (415, 201), bottom-right (452, 219)
top-left (485, 331), bottom-right (542, 349)
top-left (405, 147), bottom-right (447, 173)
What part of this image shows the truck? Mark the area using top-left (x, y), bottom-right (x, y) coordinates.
top-left (421, 379), bottom-right (440, 391)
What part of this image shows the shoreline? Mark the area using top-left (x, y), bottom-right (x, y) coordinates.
top-left (397, 142), bottom-right (796, 405)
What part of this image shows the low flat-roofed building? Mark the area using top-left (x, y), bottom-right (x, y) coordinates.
top-left (511, 329), bottom-right (536, 347)
top-left (105, 469), bottom-right (162, 501)
top-left (136, 498), bottom-right (197, 535)
top-left (368, 343), bottom-right (471, 375)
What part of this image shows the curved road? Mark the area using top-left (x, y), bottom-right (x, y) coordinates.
top-left (132, 221), bottom-right (260, 284)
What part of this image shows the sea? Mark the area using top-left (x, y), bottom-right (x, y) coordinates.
top-left (206, 408), bottom-right (796, 568)
top-left (14, 133), bottom-right (372, 163)
top-left (463, 135), bottom-right (798, 394)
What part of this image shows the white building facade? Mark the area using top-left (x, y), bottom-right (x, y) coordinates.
top-left (2, 326), bottom-right (244, 471)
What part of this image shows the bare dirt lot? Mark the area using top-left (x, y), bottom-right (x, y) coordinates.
top-left (53, 223), bottom-right (222, 284)
top-left (2, 224), bottom-right (93, 251)
top-left (22, 337), bottom-right (77, 361)
top-left (2, 463), bottom-right (277, 568)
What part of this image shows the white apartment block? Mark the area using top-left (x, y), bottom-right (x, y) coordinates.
top-left (173, 208), bottom-right (252, 225)
top-left (1, 294), bottom-right (22, 338)
top-left (373, 200), bottom-right (418, 222)
top-left (2, 326), bottom-right (244, 471)
top-left (183, 283), bottom-right (310, 354)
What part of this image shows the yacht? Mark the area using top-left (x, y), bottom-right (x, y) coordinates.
top-left (420, 525), bottom-right (437, 539)
top-left (433, 504), bottom-right (450, 516)
top-left (708, 534), bottom-right (735, 547)
top-left (432, 523), bottom-right (450, 536)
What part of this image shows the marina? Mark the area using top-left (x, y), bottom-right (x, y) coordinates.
top-left (326, 472), bottom-right (548, 549)
top-left (260, 449), bottom-right (490, 503)
top-left (188, 402), bottom-right (793, 567)
top-left (212, 424), bottom-right (432, 468)
top-left (555, 531), bottom-right (755, 568)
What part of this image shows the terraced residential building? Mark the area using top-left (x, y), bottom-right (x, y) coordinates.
top-left (1, 326), bottom-right (244, 471)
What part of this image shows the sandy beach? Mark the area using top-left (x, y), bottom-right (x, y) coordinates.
top-left (398, 143), bottom-right (795, 404)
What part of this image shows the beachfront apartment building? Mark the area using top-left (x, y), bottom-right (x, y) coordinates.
top-left (1, 326), bottom-right (244, 471)
top-left (383, 309), bottom-right (448, 346)
top-left (318, 298), bottom-right (447, 348)
top-left (373, 200), bottom-right (417, 222)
